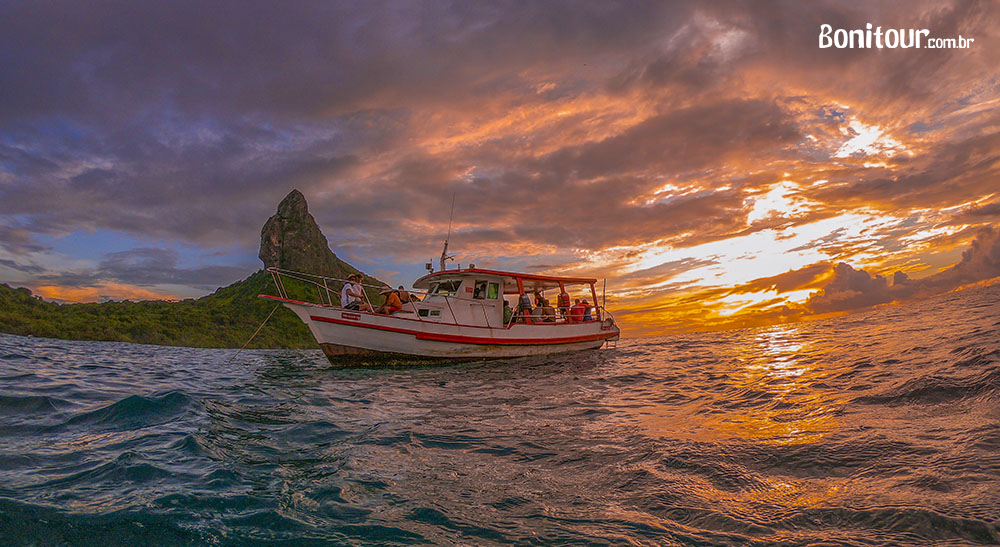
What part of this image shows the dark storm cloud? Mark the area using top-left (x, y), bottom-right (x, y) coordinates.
top-left (37, 248), bottom-right (253, 290)
top-left (0, 0), bottom-right (694, 254)
top-left (539, 99), bottom-right (801, 181)
top-left (2, 0), bottom-right (993, 254)
top-left (0, 0), bottom-right (688, 122)
top-left (315, 97), bottom-right (801, 255)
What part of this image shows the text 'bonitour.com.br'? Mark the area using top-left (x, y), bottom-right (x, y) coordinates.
top-left (820, 23), bottom-right (974, 49)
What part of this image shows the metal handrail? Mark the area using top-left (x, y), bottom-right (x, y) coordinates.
top-left (266, 267), bottom-right (615, 331)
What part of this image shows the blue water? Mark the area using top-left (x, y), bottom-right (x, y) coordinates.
top-left (1, 284), bottom-right (999, 546)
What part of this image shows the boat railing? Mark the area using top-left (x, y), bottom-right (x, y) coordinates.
top-left (509, 305), bottom-right (611, 326)
top-left (267, 267), bottom-right (612, 332)
top-left (266, 267), bottom-right (496, 327)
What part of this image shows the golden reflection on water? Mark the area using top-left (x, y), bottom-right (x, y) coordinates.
top-left (640, 324), bottom-right (847, 446)
top-left (710, 325), bottom-right (844, 446)
top-left (632, 324), bottom-right (853, 519)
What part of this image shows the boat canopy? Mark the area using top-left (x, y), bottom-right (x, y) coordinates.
top-left (413, 267), bottom-right (597, 294)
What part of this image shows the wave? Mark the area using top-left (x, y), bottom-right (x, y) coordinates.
top-left (54, 391), bottom-right (196, 431)
top-left (0, 394), bottom-right (68, 414)
top-left (853, 365), bottom-right (1000, 407)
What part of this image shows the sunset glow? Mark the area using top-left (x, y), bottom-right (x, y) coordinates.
top-left (1, 2), bottom-right (998, 335)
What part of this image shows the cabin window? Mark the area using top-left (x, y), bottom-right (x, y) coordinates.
top-left (418, 309), bottom-right (429, 317)
top-left (430, 310), bottom-right (441, 317)
top-left (473, 280), bottom-right (488, 299)
top-left (487, 282), bottom-right (499, 299)
top-left (429, 280), bottom-right (460, 296)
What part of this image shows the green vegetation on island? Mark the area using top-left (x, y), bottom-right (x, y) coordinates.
top-left (0, 189), bottom-right (386, 349)
top-left (0, 272), bottom-right (317, 349)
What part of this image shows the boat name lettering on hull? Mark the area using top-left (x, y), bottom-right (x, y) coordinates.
top-left (340, 312), bottom-right (362, 321)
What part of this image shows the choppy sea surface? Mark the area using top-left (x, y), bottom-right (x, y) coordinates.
top-left (1, 284), bottom-right (999, 546)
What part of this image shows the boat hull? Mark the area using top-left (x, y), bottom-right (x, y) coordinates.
top-left (268, 297), bottom-right (619, 365)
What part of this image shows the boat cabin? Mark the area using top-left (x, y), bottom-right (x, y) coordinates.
top-left (410, 267), bottom-right (602, 329)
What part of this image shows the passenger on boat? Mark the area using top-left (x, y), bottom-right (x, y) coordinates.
top-left (503, 299), bottom-right (513, 325)
top-left (557, 290), bottom-right (571, 317)
top-left (397, 285), bottom-right (413, 303)
top-left (581, 300), bottom-right (593, 322)
top-left (473, 280), bottom-right (487, 299)
top-left (517, 293), bottom-right (533, 322)
top-left (532, 291), bottom-right (556, 322)
top-left (376, 288), bottom-right (404, 315)
top-left (341, 274), bottom-right (373, 312)
top-left (569, 299), bottom-right (585, 323)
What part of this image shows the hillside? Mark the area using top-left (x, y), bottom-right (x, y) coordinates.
top-left (0, 190), bottom-right (384, 349)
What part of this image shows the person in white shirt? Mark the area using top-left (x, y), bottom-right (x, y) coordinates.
top-left (340, 274), bottom-right (372, 312)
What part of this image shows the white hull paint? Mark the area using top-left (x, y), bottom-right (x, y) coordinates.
top-left (271, 297), bottom-right (619, 362)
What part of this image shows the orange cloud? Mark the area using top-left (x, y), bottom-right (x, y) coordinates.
top-left (32, 283), bottom-right (180, 303)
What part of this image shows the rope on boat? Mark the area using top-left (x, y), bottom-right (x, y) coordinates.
top-left (228, 303), bottom-right (282, 364)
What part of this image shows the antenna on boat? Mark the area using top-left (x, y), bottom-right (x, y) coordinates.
top-left (439, 192), bottom-right (457, 271)
top-left (602, 278), bottom-right (607, 319)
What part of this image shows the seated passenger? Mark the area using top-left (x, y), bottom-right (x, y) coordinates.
top-left (341, 274), bottom-right (373, 312)
top-left (376, 288), bottom-right (404, 314)
top-left (569, 299), bottom-right (585, 323)
top-left (517, 293), bottom-right (533, 322)
top-left (581, 300), bottom-right (593, 322)
top-left (503, 299), bottom-right (513, 325)
top-left (557, 291), bottom-right (571, 317)
top-left (542, 305), bottom-right (557, 322)
top-left (396, 285), bottom-right (413, 303)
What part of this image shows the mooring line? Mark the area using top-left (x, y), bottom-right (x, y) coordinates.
top-left (228, 303), bottom-right (282, 364)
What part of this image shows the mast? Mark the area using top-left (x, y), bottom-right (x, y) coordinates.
top-left (602, 278), bottom-right (607, 321)
top-left (439, 192), bottom-right (456, 271)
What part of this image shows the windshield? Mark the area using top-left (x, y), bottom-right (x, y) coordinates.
top-left (428, 280), bottom-right (461, 296)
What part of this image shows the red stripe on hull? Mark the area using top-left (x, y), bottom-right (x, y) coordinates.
top-left (308, 315), bottom-right (616, 346)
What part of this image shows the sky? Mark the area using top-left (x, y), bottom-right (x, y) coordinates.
top-left (1, 0), bottom-right (999, 336)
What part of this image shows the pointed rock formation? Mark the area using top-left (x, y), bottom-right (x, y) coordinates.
top-left (259, 189), bottom-right (379, 285)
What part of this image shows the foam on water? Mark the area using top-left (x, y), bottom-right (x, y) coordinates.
top-left (1, 283), bottom-right (998, 545)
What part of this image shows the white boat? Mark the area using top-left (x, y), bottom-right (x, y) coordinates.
top-left (261, 266), bottom-right (620, 365)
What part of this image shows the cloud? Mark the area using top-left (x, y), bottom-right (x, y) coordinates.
top-left (1, 0), bottom-right (999, 329)
top-left (806, 225), bottom-right (1000, 314)
top-left (805, 262), bottom-right (893, 314)
top-left (0, 258), bottom-right (44, 275)
top-left (922, 224), bottom-right (1000, 288)
top-left (0, 224), bottom-right (50, 254)
top-left (31, 247), bottom-right (254, 292)
top-left (730, 262), bottom-right (834, 295)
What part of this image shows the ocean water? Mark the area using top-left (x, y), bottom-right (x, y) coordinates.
top-left (1, 284), bottom-right (998, 546)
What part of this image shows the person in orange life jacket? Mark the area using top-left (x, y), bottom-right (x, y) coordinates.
top-left (557, 291), bottom-right (571, 318)
top-left (396, 285), bottom-right (414, 303)
top-left (376, 288), bottom-right (404, 315)
top-left (569, 299), bottom-right (586, 323)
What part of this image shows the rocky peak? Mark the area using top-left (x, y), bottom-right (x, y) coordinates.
top-left (259, 189), bottom-right (377, 285)
top-left (275, 188), bottom-right (308, 218)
